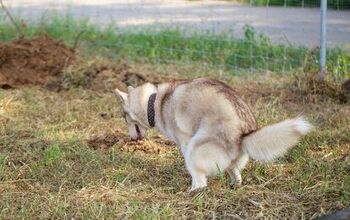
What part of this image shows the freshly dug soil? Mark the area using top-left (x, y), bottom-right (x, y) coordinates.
top-left (0, 35), bottom-right (175, 92)
top-left (87, 131), bottom-right (174, 154)
top-left (0, 35), bottom-right (74, 88)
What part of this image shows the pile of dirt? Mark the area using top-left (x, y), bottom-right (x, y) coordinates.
top-left (0, 35), bottom-right (74, 88)
top-left (0, 35), bottom-right (174, 91)
top-left (87, 131), bottom-right (173, 154)
top-left (292, 72), bottom-right (350, 103)
top-left (120, 136), bottom-right (174, 154)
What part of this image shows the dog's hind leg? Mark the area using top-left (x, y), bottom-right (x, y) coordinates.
top-left (185, 138), bottom-right (231, 192)
top-left (185, 151), bottom-right (207, 192)
top-left (228, 168), bottom-right (242, 186)
top-left (227, 153), bottom-right (249, 186)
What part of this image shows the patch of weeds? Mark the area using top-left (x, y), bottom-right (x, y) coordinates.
top-left (340, 175), bottom-right (350, 206)
top-left (128, 202), bottom-right (160, 219)
top-left (44, 145), bottom-right (64, 165)
top-left (251, 164), bottom-right (269, 183)
top-left (0, 155), bottom-right (5, 176)
top-left (215, 164), bottom-right (228, 185)
top-left (106, 170), bottom-right (130, 184)
top-left (284, 141), bottom-right (308, 163)
top-left (193, 195), bottom-right (205, 218)
top-left (159, 204), bottom-right (173, 220)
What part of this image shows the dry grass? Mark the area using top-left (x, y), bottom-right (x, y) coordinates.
top-left (290, 71), bottom-right (350, 104)
top-left (0, 59), bottom-right (349, 219)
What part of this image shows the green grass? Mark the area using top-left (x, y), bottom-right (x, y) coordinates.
top-left (0, 66), bottom-right (349, 218)
top-left (0, 13), bottom-right (349, 79)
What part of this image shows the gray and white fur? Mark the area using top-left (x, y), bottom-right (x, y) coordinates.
top-left (115, 78), bottom-right (312, 192)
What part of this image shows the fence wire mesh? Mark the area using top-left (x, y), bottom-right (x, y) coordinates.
top-left (1, 0), bottom-right (349, 76)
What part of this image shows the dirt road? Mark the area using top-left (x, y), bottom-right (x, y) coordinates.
top-left (5, 0), bottom-right (350, 47)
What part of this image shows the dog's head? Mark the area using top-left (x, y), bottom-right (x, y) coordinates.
top-left (115, 83), bottom-right (157, 141)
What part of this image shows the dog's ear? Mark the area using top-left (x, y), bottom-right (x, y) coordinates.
top-left (115, 88), bottom-right (128, 104)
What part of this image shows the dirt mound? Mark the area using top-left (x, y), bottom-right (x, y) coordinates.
top-left (0, 36), bottom-right (174, 92)
top-left (120, 136), bottom-right (174, 154)
top-left (291, 72), bottom-right (350, 103)
top-left (0, 35), bottom-right (74, 88)
top-left (87, 131), bottom-right (173, 154)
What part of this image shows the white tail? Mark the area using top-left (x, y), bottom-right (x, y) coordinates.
top-left (242, 116), bottom-right (313, 161)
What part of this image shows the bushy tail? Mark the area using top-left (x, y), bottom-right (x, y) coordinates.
top-left (242, 116), bottom-right (313, 162)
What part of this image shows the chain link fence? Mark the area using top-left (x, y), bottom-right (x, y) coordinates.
top-left (1, 0), bottom-right (350, 76)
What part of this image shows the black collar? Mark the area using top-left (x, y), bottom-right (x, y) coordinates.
top-left (147, 93), bottom-right (157, 127)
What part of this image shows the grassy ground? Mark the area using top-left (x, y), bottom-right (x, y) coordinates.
top-left (1, 14), bottom-right (350, 219)
top-left (1, 59), bottom-right (350, 219)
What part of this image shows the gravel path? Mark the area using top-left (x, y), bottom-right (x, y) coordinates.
top-left (5, 0), bottom-right (350, 47)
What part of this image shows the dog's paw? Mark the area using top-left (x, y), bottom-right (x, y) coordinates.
top-left (188, 187), bottom-right (206, 196)
top-left (229, 180), bottom-right (242, 189)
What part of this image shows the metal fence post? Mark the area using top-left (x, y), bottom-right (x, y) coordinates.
top-left (320, 0), bottom-right (327, 79)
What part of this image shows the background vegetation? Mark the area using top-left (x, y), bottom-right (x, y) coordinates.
top-left (0, 14), bottom-right (349, 80)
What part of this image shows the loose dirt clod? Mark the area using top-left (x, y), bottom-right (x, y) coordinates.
top-left (0, 35), bottom-right (74, 87)
top-left (120, 136), bottom-right (174, 154)
top-left (87, 131), bottom-right (173, 154)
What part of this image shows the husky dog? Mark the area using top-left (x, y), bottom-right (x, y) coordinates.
top-left (115, 78), bottom-right (312, 192)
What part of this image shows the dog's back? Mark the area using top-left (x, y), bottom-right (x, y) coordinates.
top-left (155, 78), bottom-right (257, 150)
